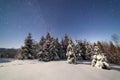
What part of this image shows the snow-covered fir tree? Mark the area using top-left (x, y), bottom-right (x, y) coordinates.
top-left (16, 33), bottom-right (36, 59)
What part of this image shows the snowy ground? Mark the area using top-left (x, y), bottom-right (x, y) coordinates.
top-left (0, 58), bottom-right (120, 80)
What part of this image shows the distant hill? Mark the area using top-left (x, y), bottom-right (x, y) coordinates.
top-left (0, 48), bottom-right (18, 58)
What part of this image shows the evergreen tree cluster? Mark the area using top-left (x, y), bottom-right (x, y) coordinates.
top-left (16, 33), bottom-right (120, 64)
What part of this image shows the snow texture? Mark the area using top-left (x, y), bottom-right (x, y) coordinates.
top-left (0, 59), bottom-right (120, 80)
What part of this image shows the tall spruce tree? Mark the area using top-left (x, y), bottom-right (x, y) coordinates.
top-left (60, 34), bottom-right (70, 59)
top-left (17, 33), bottom-right (35, 59)
top-left (46, 32), bottom-right (51, 40)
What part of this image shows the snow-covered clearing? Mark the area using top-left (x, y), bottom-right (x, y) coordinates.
top-left (0, 59), bottom-right (120, 80)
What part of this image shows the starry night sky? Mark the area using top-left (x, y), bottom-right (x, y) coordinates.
top-left (0, 0), bottom-right (120, 48)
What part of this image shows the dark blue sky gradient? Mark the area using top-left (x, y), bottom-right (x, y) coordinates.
top-left (0, 0), bottom-right (120, 48)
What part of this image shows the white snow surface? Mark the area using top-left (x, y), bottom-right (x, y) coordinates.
top-left (0, 58), bottom-right (120, 80)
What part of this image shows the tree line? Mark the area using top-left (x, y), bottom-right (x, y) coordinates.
top-left (14, 33), bottom-right (120, 65)
top-left (0, 48), bottom-right (18, 58)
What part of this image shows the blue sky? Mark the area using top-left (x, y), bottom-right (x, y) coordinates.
top-left (0, 0), bottom-right (120, 48)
